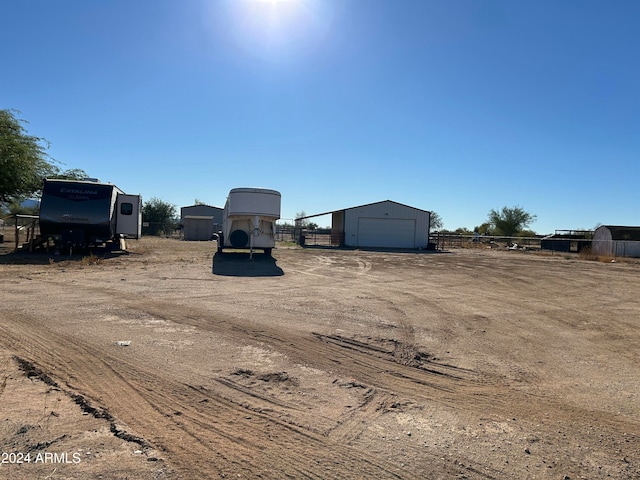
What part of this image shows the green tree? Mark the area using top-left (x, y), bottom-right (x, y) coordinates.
top-left (487, 206), bottom-right (537, 237)
top-left (517, 229), bottom-right (538, 238)
top-left (0, 109), bottom-right (56, 205)
top-left (295, 211), bottom-right (308, 228)
top-left (50, 168), bottom-right (90, 180)
top-left (430, 211), bottom-right (443, 231)
top-left (142, 197), bottom-right (177, 236)
top-left (474, 222), bottom-right (493, 235)
top-left (7, 200), bottom-right (39, 216)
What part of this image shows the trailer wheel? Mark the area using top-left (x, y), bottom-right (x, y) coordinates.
top-left (264, 248), bottom-right (272, 257)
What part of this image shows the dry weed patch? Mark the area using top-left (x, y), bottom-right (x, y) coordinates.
top-left (578, 247), bottom-right (616, 263)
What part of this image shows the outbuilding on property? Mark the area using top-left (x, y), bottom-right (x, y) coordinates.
top-left (180, 204), bottom-right (223, 241)
top-left (297, 200), bottom-right (431, 249)
top-left (592, 225), bottom-right (640, 258)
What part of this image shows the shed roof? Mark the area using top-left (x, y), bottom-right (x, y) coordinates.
top-left (181, 204), bottom-right (223, 210)
top-left (296, 200), bottom-right (431, 221)
top-left (601, 225), bottom-right (640, 241)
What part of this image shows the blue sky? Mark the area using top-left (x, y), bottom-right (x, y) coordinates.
top-left (2, 0), bottom-right (639, 233)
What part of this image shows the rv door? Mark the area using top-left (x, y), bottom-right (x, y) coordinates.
top-left (116, 194), bottom-right (142, 239)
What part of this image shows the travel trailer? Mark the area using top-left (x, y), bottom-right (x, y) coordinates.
top-left (217, 188), bottom-right (281, 256)
top-left (39, 178), bottom-right (141, 251)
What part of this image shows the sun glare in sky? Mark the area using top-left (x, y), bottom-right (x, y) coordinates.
top-left (207, 0), bottom-right (333, 64)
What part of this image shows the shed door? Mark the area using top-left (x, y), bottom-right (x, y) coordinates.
top-left (357, 218), bottom-right (416, 248)
top-left (185, 219), bottom-right (214, 241)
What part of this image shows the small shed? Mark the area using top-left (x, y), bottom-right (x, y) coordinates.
top-left (592, 225), bottom-right (640, 258)
top-left (298, 200), bottom-right (431, 249)
top-left (180, 204), bottom-right (223, 240)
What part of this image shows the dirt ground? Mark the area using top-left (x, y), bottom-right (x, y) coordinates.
top-left (0, 235), bottom-right (639, 479)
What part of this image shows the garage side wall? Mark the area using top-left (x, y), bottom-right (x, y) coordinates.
top-left (344, 201), bottom-right (430, 248)
top-left (611, 241), bottom-right (640, 258)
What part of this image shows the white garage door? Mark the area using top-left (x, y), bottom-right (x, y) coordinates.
top-left (357, 218), bottom-right (416, 248)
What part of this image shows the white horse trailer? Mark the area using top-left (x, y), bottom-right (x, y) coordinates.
top-left (218, 188), bottom-right (281, 256)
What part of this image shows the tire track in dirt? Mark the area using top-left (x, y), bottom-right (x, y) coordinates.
top-left (1, 282), bottom-right (490, 476)
top-left (354, 258), bottom-right (373, 274)
top-left (13, 273), bottom-right (636, 434)
top-left (5, 251), bottom-right (640, 479)
top-left (287, 251), bottom-right (375, 278)
top-left (0, 309), bottom-right (432, 479)
top-left (268, 252), bottom-right (422, 373)
top-left (0, 311), bottom-right (242, 476)
top-left (324, 387), bottom-right (386, 444)
top-left (133, 297), bottom-right (640, 441)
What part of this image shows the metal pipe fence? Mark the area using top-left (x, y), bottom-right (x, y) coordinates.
top-left (430, 233), bottom-right (640, 259)
top-left (429, 233), bottom-right (544, 250)
top-left (12, 214), bottom-right (40, 252)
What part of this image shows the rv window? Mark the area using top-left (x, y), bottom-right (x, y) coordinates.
top-left (121, 203), bottom-right (133, 215)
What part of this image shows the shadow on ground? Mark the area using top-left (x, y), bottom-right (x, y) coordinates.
top-left (300, 244), bottom-right (449, 254)
top-left (0, 246), bottom-right (129, 265)
top-left (212, 252), bottom-right (284, 277)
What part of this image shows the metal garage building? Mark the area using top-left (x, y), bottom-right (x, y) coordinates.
top-left (298, 200), bottom-right (431, 249)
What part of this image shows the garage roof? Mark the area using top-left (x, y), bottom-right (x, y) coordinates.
top-left (295, 200), bottom-right (430, 221)
top-left (601, 225), bottom-right (640, 241)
